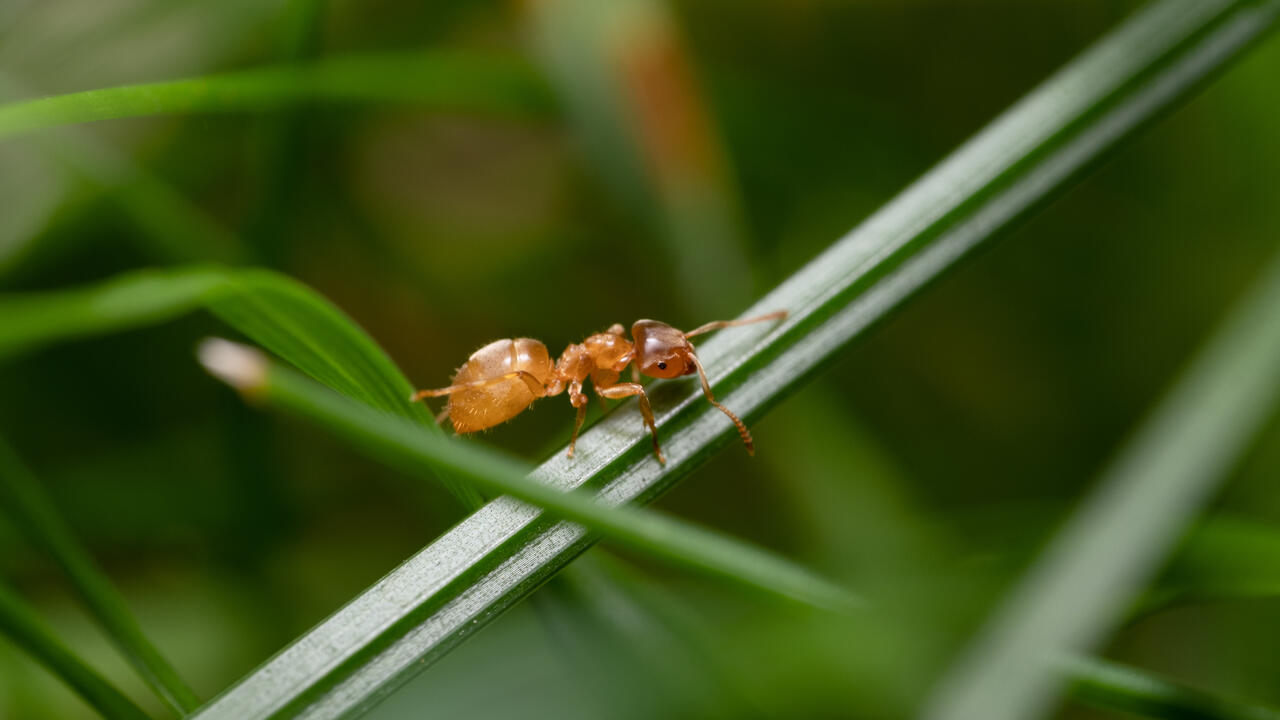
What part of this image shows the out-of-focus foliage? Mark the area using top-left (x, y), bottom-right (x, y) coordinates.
top-left (1, 0), bottom-right (1279, 719)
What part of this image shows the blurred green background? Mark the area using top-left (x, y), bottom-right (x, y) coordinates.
top-left (2, 1), bottom-right (1279, 718)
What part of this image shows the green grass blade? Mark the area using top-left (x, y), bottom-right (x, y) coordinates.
top-left (526, 0), bottom-right (755, 316)
top-left (0, 267), bottom-right (223, 357)
top-left (0, 437), bottom-right (197, 714)
top-left (0, 266), bottom-right (484, 509)
top-left (180, 0), bottom-right (1280, 717)
top-left (0, 50), bottom-right (552, 141)
top-left (1136, 516), bottom-right (1280, 618)
top-left (0, 580), bottom-right (153, 720)
top-left (1063, 656), bottom-right (1280, 720)
top-left (240, 0), bottom-right (328, 267)
top-left (200, 339), bottom-right (856, 612)
top-left (0, 72), bottom-right (253, 270)
top-left (920, 198), bottom-right (1280, 719)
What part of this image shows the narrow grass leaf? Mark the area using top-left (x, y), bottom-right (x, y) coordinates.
top-left (0, 437), bottom-right (198, 713)
top-left (200, 339), bottom-right (856, 612)
top-left (0, 71), bottom-right (251, 270)
top-left (1063, 656), bottom-right (1280, 720)
top-left (526, 0), bottom-right (755, 316)
top-left (0, 580), bottom-right (152, 720)
top-left (0, 266), bottom-right (483, 509)
top-left (1137, 516), bottom-right (1280, 617)
top-left (0, 51), bottom-right (552, 141)
top-left (920, 229), bottom-right (1280, 719)
top-left (185, 1), bottom-right (1280, 717)
top-left (0, 267), bottom-right (223, 358)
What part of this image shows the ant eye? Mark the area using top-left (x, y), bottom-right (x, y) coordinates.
top-left (657, 362), bottom-right (667, 370)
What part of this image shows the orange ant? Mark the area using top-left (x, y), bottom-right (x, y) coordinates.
top-left (411, 312), bottom-right (786, 464)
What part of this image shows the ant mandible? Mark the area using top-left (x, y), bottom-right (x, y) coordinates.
top-left (411, 311), bottom-right (787, 464)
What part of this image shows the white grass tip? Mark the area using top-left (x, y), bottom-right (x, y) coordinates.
top-left (198, 338), bottom-right (268, 393)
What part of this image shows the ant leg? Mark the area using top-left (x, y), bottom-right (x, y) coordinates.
top-left (410, 370), bottom-right (544, 402)
top-left (595, 383), bottom-right (666, 464)
top-left (683, 310), bottom-right (788, 339)
top-left (434, 406), bottom-right (450, 425)
top-left (685, 353), bottom-right (754, 455)
top-left (567, 380), bottom-right (588, 459)
top-left (590, 369), bottom-right (618, 412)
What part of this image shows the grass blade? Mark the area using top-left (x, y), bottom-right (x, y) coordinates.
top-left (0, 267), bottom-right (222, 358)
top-left (181, 0), bottom-right (1280, 717)
top-left (0, 580), bottom-right (152, 720)
top-left (1138, 517), bottom-right (1280, 616)
top-left (526, 0), bottom-right (755, 315)
top-left (0, 72), bottom-right (252, 270)
top-left (0, 266), bottom-right (484, 509)
top-left (1063, 656), bottom-right (1280, 720)
top-left (199, 338), bottom-right (855, 612)
top-left (0, 50), bottom-right (552, 141)
top-left (0, 437), bottom-right (197, 714)
top-left (920, 210), bottom-right (1280, 718)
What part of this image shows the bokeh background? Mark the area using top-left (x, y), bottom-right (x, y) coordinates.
top-left (2, 1), bottom-right (1280, 718)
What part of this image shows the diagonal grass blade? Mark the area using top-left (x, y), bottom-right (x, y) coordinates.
top-left (185, 1), bottom-right (1280, 717)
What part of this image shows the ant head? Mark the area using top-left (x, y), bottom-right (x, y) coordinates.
top-left (631, 320), bottom-right (696, 379)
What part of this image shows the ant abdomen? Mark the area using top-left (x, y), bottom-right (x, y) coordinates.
top-left (445, 338), bottom-right (553, 433)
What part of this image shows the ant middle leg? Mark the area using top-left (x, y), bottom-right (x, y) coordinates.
top-left (567, 379), bottom-right (588, 459)
top-left (595, 383), bottom-right (666, 464)
top-left (590, 368), bottom-right (619, 412)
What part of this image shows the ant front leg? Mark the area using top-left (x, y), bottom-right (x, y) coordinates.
top-left (595, 383), bottom-right (666, 465)
top-left (590, 369), bottom-right (618, 412)
top-left (567, 379), bottom-right (589, 458)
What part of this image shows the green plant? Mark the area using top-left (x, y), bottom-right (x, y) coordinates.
top-left (1, 0), bottom-right (1279, 719)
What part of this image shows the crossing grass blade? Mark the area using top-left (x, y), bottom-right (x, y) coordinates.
top-left (200, 338), bottom-right (858, 612)
top-left (175, 1), bottom-right (1280, 717)
top-left (0, 437), bottom-right (198, 714)
top-left (920, 215), bottom-right (1280, 720)
top-left (0, 50), bottom-right (553, 141)
top-left (0, 266), bottom-right (484, 509)
top-left (0, 580), bottom-right (153, 720)
top-left (1137, 516), bottom-right (1280, 618)
top-left (1063, 656), bottom-right (1280, 720)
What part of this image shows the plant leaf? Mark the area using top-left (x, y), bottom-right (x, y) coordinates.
top-left (1062, 655), bottom-right (1280, 720)
top-left (921, 46), bottom-right (1280, 720)
top-left (0, 266), bottom-right (484, 509)
top-left (0, 436), bottom-right (197, 714)
top-left (0, 579), bottom-right (152, 720)
top-left (203, 340), bottom-right (856, 611)
top-left (1137, 516), bottom-right (1280, 617)
top-left (0, 51), bottom-right (552, 141)
top-left (184, 0), bottom-right (1280, 717)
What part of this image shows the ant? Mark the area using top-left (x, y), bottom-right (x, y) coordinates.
top-left (411, 311), bottom-right (787, 464)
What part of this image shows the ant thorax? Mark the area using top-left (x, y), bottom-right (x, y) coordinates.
top-left (582, 332), bottom-right (632, 372)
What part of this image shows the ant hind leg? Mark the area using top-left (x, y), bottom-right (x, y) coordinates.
top-left (411, 370), bottom-right (544, 402)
